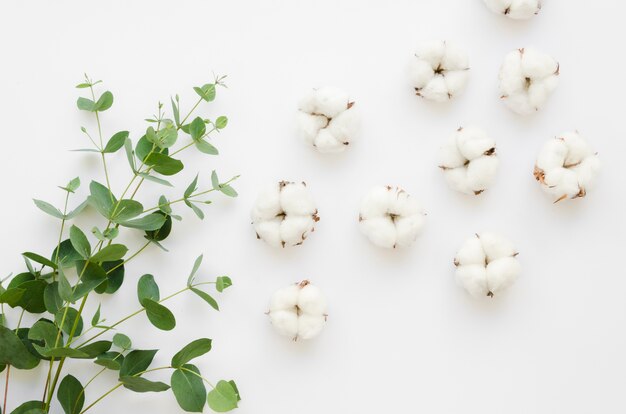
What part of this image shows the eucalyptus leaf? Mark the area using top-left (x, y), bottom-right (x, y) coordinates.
top-left (194, 84), bottom-right (216, 102)
top-left (90, 244), bottom-right (128, 263)
top-left (144, 153), bottom-right (184, 176)
top-left (215, 116), bottom-right (228, 129)
top-left (189, 117), bottom-right (206, 140)
top-left (112, 333), bottom-right (132, 350)
top-left (187, 255), bottom-right (203, 287)
top-left (120, 376), bottom-right (170, 393)
top-left (94, 91), bottom-right (114, 111)
top-left (103, 131), bottom-right (129, 153)
top-left (55, 307), bottom-right (83, 336)
top-left (119, 213), bottom-right (166, 231)
top-left (65, 199), bottom-right (89, 220)
top-left (119, 349), bottom-right (158, 377)
top-left (171, 338), bottom-right (212, 368)
top-left (211, 170), bottom-right (220, 190)
top-left (138, 173), bottom-right (173, 187)
top-left (171, 364), bottom-right (207, 412)
top-left (185, 175), bottom-right (199, 198)
top-left (91, 304), bottom-right (101, 326)
top-left (94, 351), bottom-right (124, 370)
top-left (9, 400), bottom-right (46, 414)
top-left (207, 380), bottom-right (240, 412)
top-left (95, 260), bottom-right (125, 294)
top-left (33, 199), bottom-right (64, 219)
top-left (219, 185), bottom-right (238, 197)
top-left (43, 282), bottom-right (63, 314)
top-left (22, 252), bottom-right (57, 269)
top-left (171, 97), bottom-right (180, 126)
top-left (144, 212), bottom-right (172, 242)
top-left (76, 341), bottom-right (112, 359)
top-left (190, 288), bottom-right (219, 311)
top-left (196, 139), bottom-right (219, 155)
top-left (77, 97), bottom-right (96, 111)
top-left (216, 276), bottom-right (232, 293)
top-left (184, 200), bottom-right (205, 220)
top-left (57, 374), bottom-right (84, 414)
top-left (137, 274), bottom-right (159, 304)
top-left (0, 325), bottom-right (40, 369)
top-left (142, 299), bottom-right (176, 331)
top-left (88, 181), bottom-right (116, 219)
top-left (70, 225), bottom-right (91, 259)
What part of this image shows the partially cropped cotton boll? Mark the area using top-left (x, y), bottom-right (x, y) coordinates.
top-left (359, 186), bottom-right (426, 249)
top-left (534, 132), bottom-right (600, 203)
top-left (409, 41), bottom-right (470, 102)
top-left (499, 48), bottom-right (559, 115)
top-left (297, 87), bottom-right (359, 153)
top-left (439, 126), bottom-right (499, 195)
top-left (268, 280), bottom-right (328, 341)
top-left (454, 233), bottom-right (521, 298)
top-left (252, 181), bottom-right (320, 247)
top-left (483, 0), bottom-right (542, 19)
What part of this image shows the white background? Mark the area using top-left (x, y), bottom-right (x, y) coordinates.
top-left (1, 1), bottom-right (626, 413)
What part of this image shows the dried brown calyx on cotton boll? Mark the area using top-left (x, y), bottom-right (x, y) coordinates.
top-left (438, 126), bottom-right (499, 195)
top-left (534, 131), bottom-right (601, 203)
top-left (296, 87), bottom-right (360, 154)
top-left (454, 232), bottom-right (521, 298)
top-left (267, 280), bottom-right (328, 341)
top-left (251, 181), bottom-right (320, 248)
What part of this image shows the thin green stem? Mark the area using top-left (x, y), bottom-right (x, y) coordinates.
top-left (105, 241), bottom-right (150, 275)
top-left (3, 365), bottom-right (10, 414)
top-left (144, 175), bottom-right (239, 213)
top-left (180, 366), bottom-right (215, 389)
top-left (53, 192), bottom-right (71, 271)
top-left (79, 383), bottom-right (122, 414)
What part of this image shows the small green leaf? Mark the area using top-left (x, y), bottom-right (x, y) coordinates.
top-left (88, 181), bottom-right (116, 219)
top-left (196, 139), bottom-right (219, 155)
top-left (112, 333), bottom-right (132, 350)
top-left (91, 304), bottom-right (101, 326)
top-left (137, 274), bottom-right (160, 304)
top-left (215, 116), bottom-right (228, 129)
top-left (72, 261), bottom-right (107, 300)
top-left (144, 153), bottom-right (184, 176)
top-left (111, 199), bottom-right (144, 222)
top-left (33, 199), bottom-right (64, 219)
top-left (171, 97), bottom-right (181, 126)
top-left (57, 374), bottom-right (85, 414)
top-left (65, 199), bottom-right (89, 220)
top-left (207, 380), bottom-right (240, 412)
top-left (189, 117), bottom-right (206, 140)
top-left (95, 260), bottom-right (125, 294)
top-left (77, 97), bottom-right (96, 111)
top-left (90, 244), bottom-right (128, 263)
top-left (76, 83), bottom-right (91, 89)
top-left (143, 299), bottom-right (176, 331)
top-left (120, 376), bottom-right (170, 393)
top-left (55, 307), bottom-right (83, 336)
top-left (211, 170), bottom-right (219, 190)
top-left (191, 288), bottom-right (219, 311)
top-left (10, 400), bottom-right (46, 414)
top-left (58, 267), bottom-right (73, 302)
top-left (43, 282), bottom-right (63, 314)
top-left (62, 177), bottom-right (81, 193)
top-left (138, 173), bottom-right (173, 187)
top-left (171, 338), bottom-right (212, 368)
top-left (76, 340), bottom-right (112, 358)
top-left (171, 364), bottom-right (207, 412)
top-left (22, 252), bottom-right (58, 269)
top-left (70, 225), bottom-right (91, 259)
top-left (94, 91), bottom-right (114, 111)
top-left (184, 200), bottom-right (205, 220)
top-left (94, 351), bottom-right (123, 370)
top-left (119, 349), bottom-right (158, 377)
top-left (0, 288), bottom-right (25, 307)
top-left (11, 279), bottom-right (47, 314)
top-left (124, 138), bottom-right (136, 172)
top-left (185, 174), bottom-right (199, 198)
top-left (120, 213), bottom-right (166, 231)
top-left (193, 83), bottom-right (216, 102)
top-left (187, 255), bottom-right (203, 287)
top-left (144, 212), bottom-right (172, 242)
top-left (28, 319), bottom-right (61, 352)
top-left (0, 325), bottom-right (40, 369)
top-left (219, 185), bottom-right (238, 198)
top-left (92, 227), bottom-right (119, 242)
top-left (103, 131), bottom-right (129, 153)
top-left (53, 240), bottom-right (82, 269)
top-left (216, 276), bottom-right (232, 293)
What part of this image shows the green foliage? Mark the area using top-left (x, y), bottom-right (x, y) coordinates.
top-left (171, 364), bottom-right (207, 412)
top-left (57, 374), bottom-right (84, 414)
top-left (2, 75), bottom-right (239, 414)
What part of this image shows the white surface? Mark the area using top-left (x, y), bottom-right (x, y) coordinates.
top-left (1, 1), bottom-right (626, 413)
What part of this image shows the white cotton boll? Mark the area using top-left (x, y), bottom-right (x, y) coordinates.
top-left (251, 184), bottom-right (281, 221)
top-left (359, 186), bottom-right (426, 249)
top-left (455, 233), bottom-right (520, 298)
top-left (267, 281), bottom-right (328, 341)
top-left (280, 216), bottom-right (315, 246)
top-left (482, 0), bottom-right (542, 20)
top-left (252, 181), bottom-right (319, 247)
top-left (479, 232), bottom-right (516, 261)
top-left (499, 48), bottom-right (559, 115)
top-left (439, 126), bottom-right (498, 195)
top-left (298, 284), bottom-right (327, 315)
top-left (455, 265), bottom-right (489, 298)
top-left (269, 284), bottom-right (301, 311)
top-left (486, 257), bottom-right (521, 294)
top-left (454, 236), bottom-right (486, 266)
top-left (359, 217), bottom-right (397, 249)
top-left (296, 112), bottom-right (328, 145)
top-left (269, 310), bottom-right (299, 338)
top-left (410, 41), bottom-right (470, 102)
top-left (534, 132), bottom-right (600, 202)
top-left (254, 218), bottom-right (282, 248)
top-left (297, 87), bottom-right (358, 153)
top-left (280, 182), bottom-right (316, 216)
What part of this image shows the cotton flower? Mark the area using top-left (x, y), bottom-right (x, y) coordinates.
top-left (268, 280), bottom-right (328, 341)
top-left (358, 186), bottom-right (426, 249)
top-left (454, 233), bottom-right (521, 298)
top-left (483, 0), bottom-right (542, 20)
top-left (252, 181), bottom-right (319, 247)
top-left (534, 132), bottom-right (600, 203)
top-left (296, 87), bottom-right (359, 153)
top-left (439, 126), bottom-right (499, 195)
top-left (499, 47), bottom-right (559, 115)
top-left (409, 41), bottom-right (470, 102)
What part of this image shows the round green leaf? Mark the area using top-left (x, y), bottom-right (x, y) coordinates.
top-left (143, 299), bottom-right (176, 331)
top-left (145, 212), bottom-right (172, 242)
top-left (137, 274), bottom-right (159, 304)
top-left (171, 364), bottom-right (207, 412)
top-left (57, 374), bottom-right (85, 414)
top-left (207, 380), bottom-right (240, 412)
